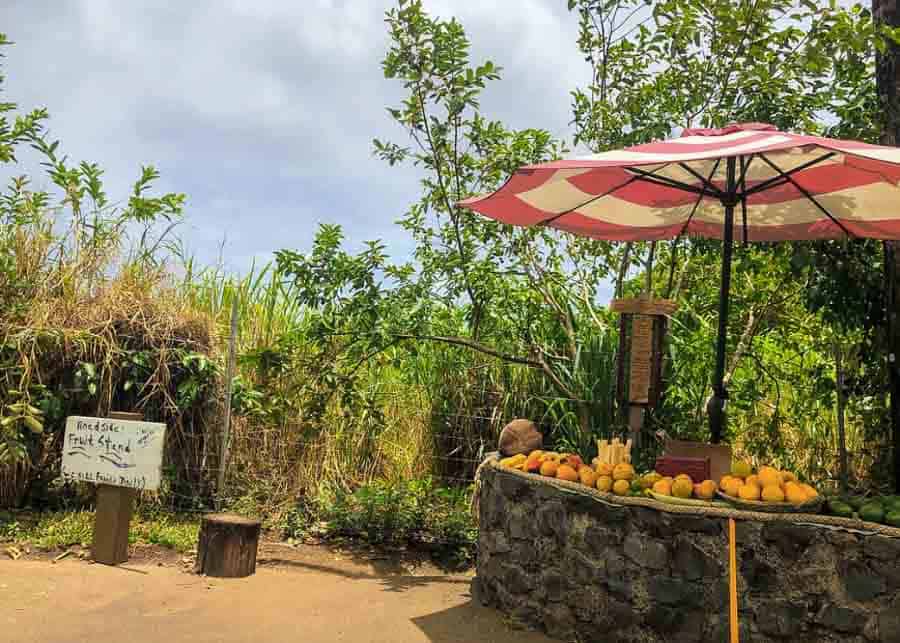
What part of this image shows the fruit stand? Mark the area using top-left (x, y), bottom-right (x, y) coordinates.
top-left (475, 444), bottom-right (900, 642)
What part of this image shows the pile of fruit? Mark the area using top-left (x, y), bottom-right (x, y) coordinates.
top-left (825, 494), bottom-right (900, 527)
top-left (645, 472), bottom-right (718, 500)
top-left (499, 450), bottom-right (642, 496)
top-left (718, 462), bottom-right (818, 506)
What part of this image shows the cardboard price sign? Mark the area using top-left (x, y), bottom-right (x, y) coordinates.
top-left (62, 416), bottom-right (166, 491)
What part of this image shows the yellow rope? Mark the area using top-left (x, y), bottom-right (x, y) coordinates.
top-left (729, 518), bottom-right (739, 643)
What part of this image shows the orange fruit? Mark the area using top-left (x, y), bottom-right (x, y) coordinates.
top-left (696, 480), bottom-right (717, 500)
top-left (745, 474), bottom-right (759, 488)
top-left (761, 484), bottom-right (785, 503)
top-left (781, 471), bottom-right (797, 484)
top-left (652, 479), bottom-right (673, 496)
top-left (612, 479), bottom-right (630, 496)
top-left (672, 479), bottom-right (693, 499)
top-left (758, 467), bottom-right (782, 489)
top-left (540, 460), bottom-right (559, 477)
top-left (578, 466), bottom-right (597, 488)
top-left (596, 475), bottom-right (613, 493)
top-left (596, 462), bottom-right (614, 477)
top-left (524, 451), bottom-right (543, 472)
top-left (738, 483), bottom-right (761, 501)
top-left (612, 463), bottom-right (635, 481)
top-left (556, 464), bottom-right (579, 482)
top-left (723, 478), bottom-right (742, 498)
top-left (800, 483), bottom-right (818, 499)
top-left (784, 483), bottom-right (807, 505)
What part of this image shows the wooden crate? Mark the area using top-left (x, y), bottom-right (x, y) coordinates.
top-left (655, 455), bottom-right (710, 482)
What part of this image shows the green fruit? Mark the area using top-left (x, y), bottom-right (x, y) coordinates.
top-left (847, 496), bottom-right (867, 511)
top-left (886, 511), bottom-right (900, 528)
top-left (859, 503), bottom-right (885, 524)
top-left (827, 500), bottom-right (853, 518)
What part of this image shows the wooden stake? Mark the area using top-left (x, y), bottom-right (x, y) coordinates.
top-left (92, 411), bottom-right (142, 566)
top-left (834, 338), bottom-right (849, 493)
top-left (729, 518), bottom-right (739, 643)
top-left (217, 296), bottom-right (239, 509)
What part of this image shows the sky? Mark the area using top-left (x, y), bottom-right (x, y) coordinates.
top-left (4, 0), bottom-right (589, 272)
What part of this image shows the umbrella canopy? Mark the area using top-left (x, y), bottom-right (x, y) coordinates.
top-left (460, 122), bottom-right (900, 442)
top-left (462, 122), bottom-right (900, 241)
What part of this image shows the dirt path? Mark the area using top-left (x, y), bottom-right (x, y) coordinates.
top-left (0, 543), bottom-right (552, 643)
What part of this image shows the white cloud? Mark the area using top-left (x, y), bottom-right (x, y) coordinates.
top-left (4, 0), bottom-right (588, 272)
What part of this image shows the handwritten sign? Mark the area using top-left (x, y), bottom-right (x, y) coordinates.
top-left (628, 315), bottom-right (654, 403)
top-left (62, 416), bottom-right (166, 491)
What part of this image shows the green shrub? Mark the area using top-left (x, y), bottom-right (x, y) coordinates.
top-left (284, 478), bottom-right (476, 565)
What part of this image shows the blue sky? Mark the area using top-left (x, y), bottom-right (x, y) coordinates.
top-left (5, 1), bottom-right (589, 273)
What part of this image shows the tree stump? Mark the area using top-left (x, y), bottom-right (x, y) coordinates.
top-left (194, 513), bottom-right (261, 578)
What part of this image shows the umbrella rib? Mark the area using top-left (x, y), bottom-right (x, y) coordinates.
top-left (677, 158), bottom-right (722, 239)
top-left (539, 175), bottom-right (640, 226)
top-left (625, 166), bottom-right (716, 197)
top-left (742, 152), bottom-right (836, 198)
top-left (677, 162), bottom-right (725, 197)
top-left (757, 153), bottom-right (854, 238)
top-left (739, 156), bottom-right (749, 245)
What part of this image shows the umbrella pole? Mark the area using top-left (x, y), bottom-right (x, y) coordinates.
top-left (709, 157), bottom-right (738, 443)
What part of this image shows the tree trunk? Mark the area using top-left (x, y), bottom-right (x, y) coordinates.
top-left (194, 513), bottom-right (261, 578)
top-left (874, 0), bottom-right (900, 492)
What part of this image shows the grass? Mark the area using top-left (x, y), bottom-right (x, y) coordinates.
top-left (0, 508), bottom-right (200, 553)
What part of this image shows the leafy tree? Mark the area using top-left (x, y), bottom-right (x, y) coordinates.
top-left (278, 0), bottom-right (626, 449)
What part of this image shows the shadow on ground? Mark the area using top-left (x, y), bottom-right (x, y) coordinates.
top-left (412, 600), bottom-right (552, 643)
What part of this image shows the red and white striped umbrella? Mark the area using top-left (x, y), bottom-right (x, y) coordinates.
top-left (460, 122), bottom-right (900, 441)
top-left (461, 122), bottom-right (900, 242)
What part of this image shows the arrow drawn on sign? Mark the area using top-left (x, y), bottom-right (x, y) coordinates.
top-left (99, 454), bottom-right (136, 469)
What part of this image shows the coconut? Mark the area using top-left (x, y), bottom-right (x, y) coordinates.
top-left (498, 419), bottom-right (543, 456)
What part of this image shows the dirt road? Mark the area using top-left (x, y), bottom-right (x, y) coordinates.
top-left (0, 543), bottom-right (552, 643)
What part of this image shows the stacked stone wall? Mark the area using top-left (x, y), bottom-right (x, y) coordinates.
top-left (475, 465), bottom-right (900, 642)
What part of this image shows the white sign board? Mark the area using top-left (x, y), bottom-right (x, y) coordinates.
top-left (61, 416), bottom-right (166, 491)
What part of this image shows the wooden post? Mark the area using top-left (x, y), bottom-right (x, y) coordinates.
top-left (92, 410), bottom-right (143, 566)
top-left (217, 296), bottom-right (239, 509)
top-left (194, 513), bottom-right (261, 578)
top-left (874, 0), bottom-right (900, 492)
top-left (835, 339), bottom-right (849, 493)
top-left (611, 297), bottom-right (678, 452)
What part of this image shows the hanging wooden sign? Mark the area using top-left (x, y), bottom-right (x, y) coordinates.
top-left (628, 315), bottom-right (654, 403)
top-left (612, 296), bottom-right (679, 436)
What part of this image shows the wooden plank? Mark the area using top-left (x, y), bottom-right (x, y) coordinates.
top-left (610, 297), bottom-right (678, 316)
top-left (91, 411), bottom-right (141, 566)
top-left (628, 315), bottom-right (654, 403)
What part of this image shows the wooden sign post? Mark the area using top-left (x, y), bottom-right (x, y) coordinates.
top-left (611, 296), bottom-right (678, 447)
top-left (61, 412), bottom-right (166, 565)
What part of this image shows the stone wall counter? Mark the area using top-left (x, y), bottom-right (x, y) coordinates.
top-left (475, 464), bottom-right (900, 642)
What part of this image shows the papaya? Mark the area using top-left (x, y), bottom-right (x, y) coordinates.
top-left (860, 503), bottom-right (885, 524)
